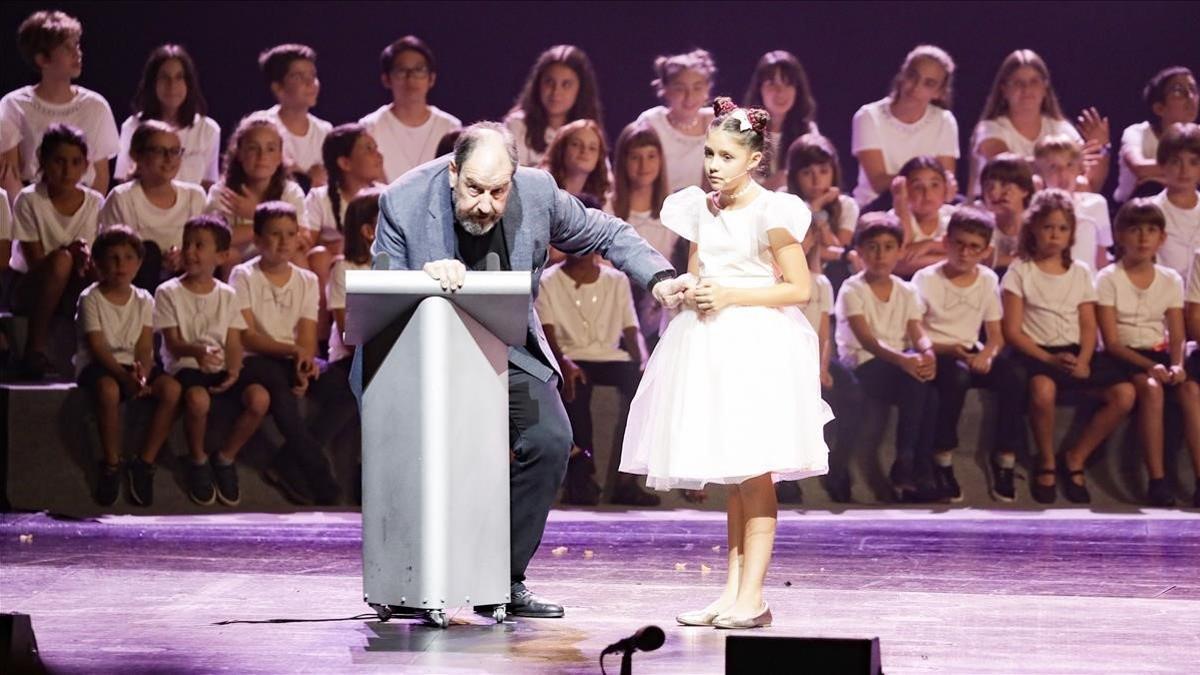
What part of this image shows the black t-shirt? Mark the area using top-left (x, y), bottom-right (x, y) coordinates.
top-left (455, 221), bottom-right (511, 271)
top-left (454, 220), bottom-right (550, 368)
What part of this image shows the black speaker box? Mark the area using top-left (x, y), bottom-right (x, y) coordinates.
top-left (1, 612), bottom-right (44, 675)
top-left (726, 635), bottom-right (882, 674)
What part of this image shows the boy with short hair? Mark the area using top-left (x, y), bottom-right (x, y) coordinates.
top-left (912, 205), bottom-right (1027, 502)
top-left (359, 36), bottom-right (461, 182)
top-left (255, 44), bottom-right (332, 190)
top-left (835, 213), bottom-right (941, 502)
top-left (1034, 135), bottom-right (1114, 274)
top-left (154, 215), bottom-right (270, 507)
top-left (1152, 123), bottom-right (1200, 282)
top-left (232, 201), bottom-right (340, 505)
top-left (0, 10), bottom-right (119, 194)
top-left (74, 226), bottom-right (180, 506)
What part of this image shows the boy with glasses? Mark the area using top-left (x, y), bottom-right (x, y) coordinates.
top-left (359, 36), bottom-right (462, 182)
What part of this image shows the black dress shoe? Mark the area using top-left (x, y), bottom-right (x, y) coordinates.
top-left (508, 586), bottom-right (564, 618)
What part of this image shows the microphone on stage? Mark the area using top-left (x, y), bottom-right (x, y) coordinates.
top-left (372, 252), bottom-right (390, 271)
top-left (601, 625), bottom-right (664, 675)
top-left (601, 624), bottom-right (665, 656)
top-left (484, 251), bottom-right (501, 272)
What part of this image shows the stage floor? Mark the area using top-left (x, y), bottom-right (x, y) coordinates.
top-left (2, 508), bottom-right (1198, 674)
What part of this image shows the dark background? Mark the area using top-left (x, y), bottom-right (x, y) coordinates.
top-left (2, 1), bottom-right (1196, 193)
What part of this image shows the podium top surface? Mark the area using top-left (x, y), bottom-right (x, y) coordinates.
top-left (345, 270), bottom-right (530, 346)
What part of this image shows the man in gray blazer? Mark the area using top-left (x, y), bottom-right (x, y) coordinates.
top-left (367, 122), bottom-right (683, 618)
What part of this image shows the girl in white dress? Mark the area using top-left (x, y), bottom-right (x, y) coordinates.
top-left (621, 98), bottom-right (831, 629)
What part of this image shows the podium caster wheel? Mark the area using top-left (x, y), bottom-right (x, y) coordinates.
top-left (370, 603), bottom-right (392, 622)
top-left (492, 606), bottom-right (506, 623)
top-left (425, 610), bottom-right (449, 629)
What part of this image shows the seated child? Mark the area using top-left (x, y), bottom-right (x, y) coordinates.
top-left (1033, 134), bottom-right (1113, 273)
top-left (1001, 189), bottom-right (1135, 505)
top-left (537, 251), bottom-right (658, 506)
top-left (99, 119), bottom-right (206, 290)
top-left (1098, 199), bottom-right (1198, 507)
top-left (154, 215), bottom-right (270, 507)
top-left (835, 212), bottom-right (941, 502)
top-left (1116, 67), bottom-right (1198, 203)
top-left (11, 123), bottom-right (102, 378)
top-left (890, 155), bottom-right (953, 277)
top-left (978, 153), bottom-right (1034, 275)
top-left (73, 226), bottom-right (180, 506)
top-left (255, 44), bottom-right (332, 190)
top-left (792, 221), bottom-right (861, 503)
top-left (231, 201), bottom-right (343, 506)
top-left (1151, 123), bottom-right (1200, 280)
top-left (913, 205), bottom-right (1027, 502)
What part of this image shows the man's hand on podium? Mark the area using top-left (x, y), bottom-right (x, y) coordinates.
top-left (423, 259), bottom-right (468, 291)
top-left (652, 273), bottom-right (697, 309)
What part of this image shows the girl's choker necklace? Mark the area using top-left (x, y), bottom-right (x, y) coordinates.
top-left (712, 179), bottom-right (757, 209)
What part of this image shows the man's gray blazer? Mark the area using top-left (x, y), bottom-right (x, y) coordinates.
top-left (369, 155), bottom-right (673, 382)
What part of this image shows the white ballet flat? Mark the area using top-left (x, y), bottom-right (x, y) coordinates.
top-left (713, 603), bottom-right (772, 629)
top-left (676, 608), bottom-right (722, 626)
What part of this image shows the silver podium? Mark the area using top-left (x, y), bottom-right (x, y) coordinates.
top-left (345, 269), bottom-right (531, 628)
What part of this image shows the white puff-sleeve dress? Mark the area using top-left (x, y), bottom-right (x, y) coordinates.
top-left (620, 186), bottom-right (832, 490)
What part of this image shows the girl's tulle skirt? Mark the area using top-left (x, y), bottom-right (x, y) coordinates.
top-left (620, 303), bottom-right (833, 491)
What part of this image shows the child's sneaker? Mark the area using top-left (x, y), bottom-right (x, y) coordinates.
top-left (95, 461), bottom-right (121, 506)
top-left (187, 460), bottom-right (216, 506)
top-left (213, 459), bottom-right (241, 507)
top-left (127, 456), bottom-right (156, 506)
top-left (933, 464), bottom-right (963, 503)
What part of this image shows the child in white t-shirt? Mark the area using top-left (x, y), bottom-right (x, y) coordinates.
top-left (74, 227), bottom-right (180, 507)
top-left (835, 213), bottom-right (940, 501)
top-left (326, 189), bottom-right (380, 364)
top-left (784, 133), bottom-right (857, 286)
top-left (255, 44), bottom-right (332, 190)
top-left (1033, 135), bottom-right (1113, 273)
top-left (537, 252), bottom-right (654, 507)
top-left (360, 36), bottom-right (461, 182)
top-left (505, 45), bottom-right (604, 167)
top-left (114, 45), bottom-right (221, 189)
top-left (232, 201), bottom-right (344, 506)
top-left (913, 206), bottom-right (1025, 502)
top-left (890, 156), bottom-right (953, 277)
top-left (1151, 123), bottom-right (1200, 280)
top-left (304, 124), bottom-right (384, 340)
top-left (851, 45), bottom-right (959, 207)
top-left (635, 49), bottom-right (717, 193)
top-left (0, 10), bottom-right (119, 194)
top-left (607, 121), bottom-right (684, 350)
top-left (11, 125), bottom-right (102, 378)
top-left (1097, 199), bottom-right (1197, 507)
top-left (793, 222), bottom-right (859, 503)
top-left (205, 114), bottom-right (313, 266)
top-left (978, 153), bottom-right (1035, 274)
top-left (100, 120), bottom-right (206, 289)
top-left (1116, 67), bottom-right (1198, 203)
top-left (1001, 190), bottom-right (1135, 505)
top-left (970, 49), bottom-right (1109, 199)
top-left (155, 216), bottom-right (268, 507)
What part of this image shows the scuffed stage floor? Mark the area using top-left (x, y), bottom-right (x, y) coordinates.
top-left (2, 508), bottom-right (1198, 673)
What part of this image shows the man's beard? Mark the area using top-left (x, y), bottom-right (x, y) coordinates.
top-left (457, 215), bottom-right (497, 236)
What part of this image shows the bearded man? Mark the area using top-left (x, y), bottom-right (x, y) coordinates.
top-left (361, 122), bottom-right (683, 619)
